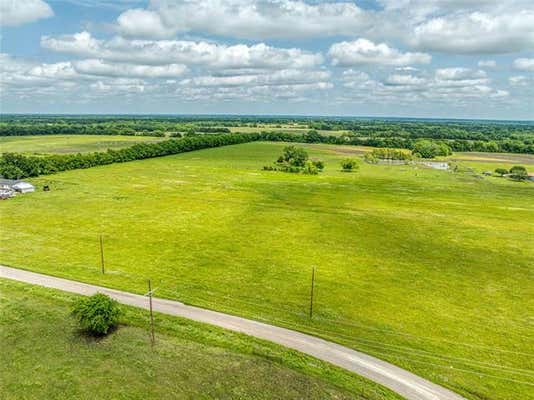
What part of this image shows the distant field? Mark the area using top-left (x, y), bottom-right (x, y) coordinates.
top-left (0, 279), bottom-right (396, 400)
top-left (449, 151), bottom-right (534, 165)
top-left (0, 135), bottom-right (164, 154)
top-left (1, 142), bottom-right (533, 400)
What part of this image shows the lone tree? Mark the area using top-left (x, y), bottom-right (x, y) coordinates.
top-left (509, 165), bottom-right (528, 181)
top-left (72, 293), bottom-right (122, 336)
top-left (494, 168), bottom-right (509, 177)
top-left (341, 158), bottom-right (359, 172)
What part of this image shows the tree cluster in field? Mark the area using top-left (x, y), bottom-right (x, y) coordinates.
top-left (364, 148), bottom-right (413, 163)
top-left (0, 133), bottom-right (259, 179)
top-left (411, 140), bottom-right (452, 158)
top-left (494, 166), bottom-right (530, 181)
top-left (263, 146), bottom-right (324, 175)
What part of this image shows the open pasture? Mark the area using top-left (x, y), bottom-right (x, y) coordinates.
top-left (0, 279), bottom-right (396, 400)
top-left (1, 142), bottom-right (533, 399)
top-left (0, 134), bottom-right (164, 155)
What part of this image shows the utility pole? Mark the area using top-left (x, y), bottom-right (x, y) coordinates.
top-left (99, 234), bottom-right (105, 274)
top-left (147, 279), bottom-right (156, 346)
top-left (309, 267), bottom-right (316, 319)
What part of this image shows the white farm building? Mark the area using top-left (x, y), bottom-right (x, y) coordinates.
top-left (12, 182), bottom-right (35, 193)
top-left (0, 179), bottom-right (35, 197)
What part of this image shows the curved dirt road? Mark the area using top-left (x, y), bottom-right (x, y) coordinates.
top-left (1, 265), bottom-right (466, 400)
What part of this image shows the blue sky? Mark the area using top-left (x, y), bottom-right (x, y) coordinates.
top-left (1, 0), bottom-right (533, 119)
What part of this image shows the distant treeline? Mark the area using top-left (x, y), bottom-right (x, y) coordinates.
top-left (0, 133), bottom-right (258, 179)
top-left (2, 115), bottom-right (533, 144)
top-left (0, 121), bottom-right (233, 137)
top-left (257, 131), bottom-right (534, 155)
top-left (0, 123), bottom-right (166, 137)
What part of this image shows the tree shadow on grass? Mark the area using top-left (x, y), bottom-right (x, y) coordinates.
top-left (72, 323), bottom-right (123, 344)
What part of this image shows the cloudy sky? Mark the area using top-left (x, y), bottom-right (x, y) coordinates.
top-left (1, 0), bottom-right (533, 119)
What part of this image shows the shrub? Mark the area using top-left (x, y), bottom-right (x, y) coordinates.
top-left (303, 160), bottom-right (319, 175)
top-left (494, 168), bottom-right (509, 176)
top-left (312, 160), bottom-right (325, 170)
top-left (341, 158), bottom-right (359, 172)
top-left (72, 293), bottom-right (122, 336)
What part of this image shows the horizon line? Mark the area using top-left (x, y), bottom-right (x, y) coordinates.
top-left (1, 113), bottom-right (533, 123)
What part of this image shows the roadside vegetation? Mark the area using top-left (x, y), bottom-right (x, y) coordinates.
top-left (1, 142), bottom-right (532, 400)
top-left (0, 279), bottom-right (399, 400)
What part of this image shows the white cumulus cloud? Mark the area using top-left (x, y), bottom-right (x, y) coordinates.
top-left (412, 11), bottom-right (534, 54)
top-left (0, 0), bottom-right (53, 26)
top-left (41, 32), bottom-right (323, 70)
top-left (513, 58), bottom-right (534, 72)
top-left (115, 0), bottom-right (374, 40)
top-left (73, 59), bottom-right (188, 78)
top-left (328, 39), bottom-right (431, 67)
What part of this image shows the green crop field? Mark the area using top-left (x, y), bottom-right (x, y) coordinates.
top-left (1, 141), bottom-right (533, 400)
top-left (0, 279), bottom-right (398, 400)
top-left (0, 134), bottom-right (164, 154)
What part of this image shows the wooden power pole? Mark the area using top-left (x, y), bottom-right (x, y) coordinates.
top-left (99, 234), bottom-right (105, 274)
top-left (147, 279), bottom-right (155, 346)
top-left (309, 267), bottom-right (316, 319)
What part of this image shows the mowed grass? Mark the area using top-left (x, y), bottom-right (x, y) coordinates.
top-left (1, 142), bottom-right (533, 399)
top-left (0, 279), bottom-right (398, 400)
top-left (0, 134), bottom-right (164, 154)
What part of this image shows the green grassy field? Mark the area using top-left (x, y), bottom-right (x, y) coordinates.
top-left (1, 141), bottom-right (533, 400)
top-left (0, 279), bottom-right (398, 400)
top-left (0, 135), bottom-right (164, 154)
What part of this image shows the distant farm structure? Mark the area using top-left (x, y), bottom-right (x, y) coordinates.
top-left (0, 179), bottom-right (35, 199)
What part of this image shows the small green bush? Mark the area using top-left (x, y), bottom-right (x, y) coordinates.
top-left (341, 158), bottom-right (359, 172)
top-left (312, 160), bottom-right (325, 170)
top-left (72, 293), bottom-right (121, 336)
top-left (303, 160), bottom-right (319, 175)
